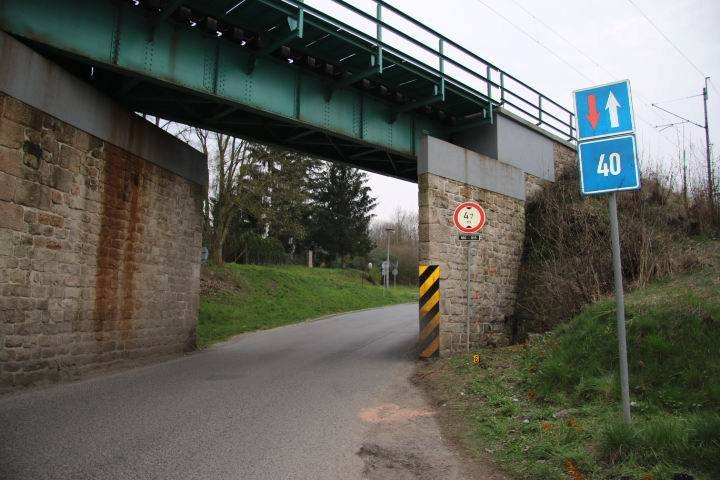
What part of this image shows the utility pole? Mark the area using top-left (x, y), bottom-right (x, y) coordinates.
top-left (682, 126), bottom-right (688, 210)
top-left (653, 80), bottom-right (714, 220)
top-left (703, 77), bottom-right (715, 219)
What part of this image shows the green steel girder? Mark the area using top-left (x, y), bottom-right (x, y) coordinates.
top-left (148, 0), bottom-right (184, 40)
top-left (0, 0), bottom-right (453, 172)
top-left (0, 0), bottom-right (524, 179)
top-left (247, 17), bottom-right (302, 74)
top-left (389, 84), bottom-right (445, 124)
top-left (325, 55), bottom-right (382, 102)
top-left (444, 103), bottom-right (494, 134)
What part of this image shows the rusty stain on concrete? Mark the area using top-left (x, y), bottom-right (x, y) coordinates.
top-left (95, 143), bottom-right (145, 347)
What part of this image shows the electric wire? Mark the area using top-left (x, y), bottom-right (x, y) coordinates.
top-left (653, 94), bottom-right (704, 105)
top-left (625, 0), bottom-right (706, 79)
top-left (500, 0), bottom-right (713, 155)
top-left (506, 0), bottom-right (607, 73)
top-left (470, 0), bottom-right (684, 153)
top-left (470, 0), bottom-right (594, 84)
top-left (709, 78), bottom-right (720, 98)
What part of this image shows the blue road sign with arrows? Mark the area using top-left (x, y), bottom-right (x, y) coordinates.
top-left (578, 134), bottom-right (640, 195)
top-left (574, 80), bottom-right (635, 140)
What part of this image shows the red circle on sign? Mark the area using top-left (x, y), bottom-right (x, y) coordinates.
top-left (453, 202), bottom-right (486, 233)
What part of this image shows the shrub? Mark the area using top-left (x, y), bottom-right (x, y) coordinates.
top-left (512, 167), bottom-right (704, 338)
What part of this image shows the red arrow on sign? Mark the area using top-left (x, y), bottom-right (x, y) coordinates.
top-left (586, 94), bottom-right (601, 129)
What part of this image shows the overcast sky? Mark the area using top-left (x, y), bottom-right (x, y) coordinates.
top-left (346, 0), bottom-right (720, 221)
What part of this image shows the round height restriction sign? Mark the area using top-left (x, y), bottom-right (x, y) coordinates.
top-left (453, 202), bottom-right (486, 233)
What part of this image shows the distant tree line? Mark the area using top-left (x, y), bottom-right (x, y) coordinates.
top-left (178, 129), bottom-right (377, 267)
top-left (368, 208), bottom-right (419, 286)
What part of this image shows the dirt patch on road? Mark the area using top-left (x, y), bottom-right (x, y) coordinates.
top-left (411, 361), bottom-right (508, 480)
top-left (357, 367), bottom-right (506, 480)
top-left (359, 404), bottom-right (434, 424)
top-left (358, 443), bottom-right (435, 480)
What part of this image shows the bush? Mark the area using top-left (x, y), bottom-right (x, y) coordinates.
top-left (512, 168), bottom-right (702, 339)
top-left (224, 232), bottom-right (288, 265)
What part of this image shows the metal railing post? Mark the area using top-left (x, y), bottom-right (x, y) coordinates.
top-left (298, 0), bottom-right (304, 37)
top-left (439, 38), bottom-right (445, 95)
top-left (537, 95), bottom-right (543, 126)
top-left (486, 65), bottom-right (491, 100)
top-left (376, 2), bottom-right (383, 67)
top-left (263, 0), bottom-right (578, 139)
top-left (500, 72), bottom-right (505, 105)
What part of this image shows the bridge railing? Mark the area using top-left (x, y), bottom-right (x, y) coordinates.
top-left (269, 0), bottom-right (577, 141)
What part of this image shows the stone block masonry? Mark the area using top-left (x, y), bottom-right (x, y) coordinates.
top-left (0, 94), bottom-right (206, 390)
top-left (0, 31), bottom-right (207, 390)
top-left (418, 133), bottom-right (576, 355)
top-left (419, 173), bottom-right (525, 353)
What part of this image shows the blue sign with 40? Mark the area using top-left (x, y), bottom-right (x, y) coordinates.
top-left (578, 134), bottom-right (640, 195)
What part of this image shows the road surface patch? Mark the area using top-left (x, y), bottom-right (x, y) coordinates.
top-left (358, 403), bottom-right (434, 424)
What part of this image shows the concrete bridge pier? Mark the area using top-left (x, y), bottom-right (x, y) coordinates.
top-left (418, 114), bottom-right (576, 355)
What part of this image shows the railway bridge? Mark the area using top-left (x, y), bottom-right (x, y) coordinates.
top-left (0, 0), bottom-right (576, 388)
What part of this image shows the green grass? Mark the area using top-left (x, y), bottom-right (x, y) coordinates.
top-left (198, 264), bottom-right (416, 346)
top-left (421, 239), bottom-right (720, 479)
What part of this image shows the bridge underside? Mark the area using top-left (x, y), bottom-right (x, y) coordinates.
top-left (0, 0), bottom-right (502, 182)
top-left (42, 52), bottom-right (421, 180)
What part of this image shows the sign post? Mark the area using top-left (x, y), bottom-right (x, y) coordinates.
top-left (453, 202), bottom-right (486, 352)
top-left (574, 80), bottom-right (639, 424)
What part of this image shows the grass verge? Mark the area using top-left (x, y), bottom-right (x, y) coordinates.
top-left (418, 239), bottom-right (719, 479)
top-left (198, 264), bottom-right (416, 346)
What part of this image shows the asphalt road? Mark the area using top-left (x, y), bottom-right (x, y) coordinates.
top-left (0, 304), bottom-right (475, 480)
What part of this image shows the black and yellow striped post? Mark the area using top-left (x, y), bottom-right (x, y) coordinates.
top-left (418, 265), bottom-right (440, 359)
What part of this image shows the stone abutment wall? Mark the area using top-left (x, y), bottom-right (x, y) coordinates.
top-left (0, 32), bottom-right (207, 390)
top-left (419, 121), bottom-right (576, 355)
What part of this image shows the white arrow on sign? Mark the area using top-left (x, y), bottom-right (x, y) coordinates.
top-left (606, 91), bottom-right (621, 128)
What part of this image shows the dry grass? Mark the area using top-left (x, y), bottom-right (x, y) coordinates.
top-left (512, 168), bottom-right (715, 339)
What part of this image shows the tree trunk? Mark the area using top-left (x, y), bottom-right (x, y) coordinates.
top-left (209, 221), bottom-right (225, 266)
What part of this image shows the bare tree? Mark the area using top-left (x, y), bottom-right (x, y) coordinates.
top-left (178, 128), bottom-right (268, 265)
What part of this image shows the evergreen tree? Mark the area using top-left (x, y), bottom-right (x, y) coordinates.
top-left (260, 147), bottom-right (321, 256)
top-left (310, 163), bottom-right (377, 267)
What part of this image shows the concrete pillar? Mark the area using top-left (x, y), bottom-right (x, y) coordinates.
top-left (418, 136), bottom-right (526, 355)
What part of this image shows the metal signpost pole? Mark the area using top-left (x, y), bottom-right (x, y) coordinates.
top-left (452, 202), bottom-right (486, 355)
top-left (609, 192), bottom-right (631, 424)
top-left (574, 80), bottom-right (640, 425)
top-left (466, 241), bottom-right (471, 352)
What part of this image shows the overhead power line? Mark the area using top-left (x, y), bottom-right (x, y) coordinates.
top-left (474, 0), bottom-right (685, 152)
top-left (709, 78), bottom-right (720, 98)
top-left (653, 93), bottom-right (704, 105)
top-left (625, 0), bottom-right (706, 79)
top-left (506, 0), bottom-right (605, 72)
top-left (471, 0), bottom-right (594, 84)
top-left (651, 104), bottom-right (704, 129)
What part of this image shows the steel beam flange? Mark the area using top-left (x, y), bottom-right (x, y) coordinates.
top-left (325, 55), bottom-right (382, 102)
